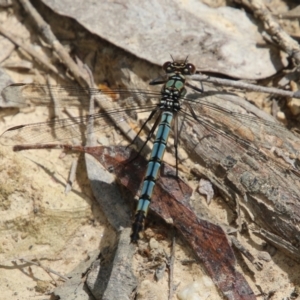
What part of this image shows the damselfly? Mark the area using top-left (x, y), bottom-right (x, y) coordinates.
top-left (1, 58), bottom-right (298, 242)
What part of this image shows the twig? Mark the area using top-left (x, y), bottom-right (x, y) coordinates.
top-left (84, 63), bottom-right (96, 147)
top-left (192, 73), bottom-right (300, 99)
top-left (230, 236), bottom-right (263, 270)
top-left (234, 0), bottom-right (300, 64)
top-left (46, 78), bottom-right (82, 194)
top-left (252, 229), bottom-right (300, 263)
top-left (0, 24), bottom-right (61, 77)
top-left (274, 6), bottom-right (300, 20)
top-left (168, 236), bottom-right (177, 300)
top-left (46, 75), bottom-right (63, 119)
top-left (18, 258), bottom-right (69, 282)
top-left (18, 0), bottom-right (146, 150)
top-left (64, 159), bottom-right (78, 194)
top-left (18, 0), bottom-right (88, 87)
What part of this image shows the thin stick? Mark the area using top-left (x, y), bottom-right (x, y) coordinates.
top-left (0, 24), bottom-right (61, 77)
top-left (84, 64), bottom-right (96, 147)
top-left (252, 229), bottom-right (300, 262)
top-left (47, 76), bottom-right (82, 194)
top-left (234, 0), bottom-right (300, 64)
top-left (230, 236), bottom-right (263, 270)
top-left (18, 258), bottom-right (69, 281)
top-left (63, 64), bottom-right (96, 193)
top-left (64, 159), bottom-right (78, 194)
top-left (18, 0), bottom-right (145, 148)
top-left (192, 73), bottom-right (300, 99)
top-left (18, 0), bottom-right (88, 87)
top-left (46, 75), bottom-right (63, 119)
top-left (168, 236), bottom-right (176, 300)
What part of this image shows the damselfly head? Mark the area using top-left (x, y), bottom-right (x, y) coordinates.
top-left (163, 60), bottom-right (196, 75)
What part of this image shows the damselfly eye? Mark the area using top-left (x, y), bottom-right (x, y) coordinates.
top-left (163, 61), bottom-right (174, 73)
top-left (184, 63), bottom-right (196, 75)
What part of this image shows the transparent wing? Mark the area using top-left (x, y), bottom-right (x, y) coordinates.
top-left (0, 83), bottom-right (159, 109)
top-left (2, 83), bottom-right (300, 170)
top-left (0, 83), bottom-right (159, 146)
top-left (181, 90), bottom-right (298, 150)
top-left (178, 89), bottom-right (300, 174)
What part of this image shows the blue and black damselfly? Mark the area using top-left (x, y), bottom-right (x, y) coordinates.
top-left (0, 58), bottom-right (296, 242)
